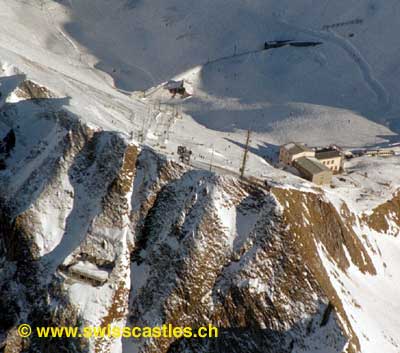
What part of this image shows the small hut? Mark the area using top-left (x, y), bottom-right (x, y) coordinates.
top-left (68, 261), bottom-right (109, 286)
top-left (164, 80), bottom-right (190, 98)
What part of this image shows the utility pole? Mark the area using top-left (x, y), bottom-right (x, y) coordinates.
top-left (240, 129), bottom-right (251, 179)
top-left (209, 146), bottom-right (215, 172)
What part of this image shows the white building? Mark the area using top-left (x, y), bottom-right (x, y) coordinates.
top-left (279, 142), bottom-right (344, 184)
top-left (279, 142), bottom-right (315, 166)
top-left (315, 149), bottom-right (343, 173)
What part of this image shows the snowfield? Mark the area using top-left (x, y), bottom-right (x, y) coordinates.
top-left (33, 0), bottom-right (400, 145)
top-left (0, 1), bottom-right (400, 353)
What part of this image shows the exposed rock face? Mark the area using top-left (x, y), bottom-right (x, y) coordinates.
top-left (124, 173), bottom-right (347, 353)
top-left (362, 192), bottom-right (400, 236)
top-left (271, 188), bottom-right (376, 353)
top-left (15, 80), bottom-right (56, 101)
top-left (0, 82), bottom-right (399, 353)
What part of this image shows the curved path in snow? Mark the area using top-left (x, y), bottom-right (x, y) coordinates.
top-left (281, 21), bottom-right (391, 114)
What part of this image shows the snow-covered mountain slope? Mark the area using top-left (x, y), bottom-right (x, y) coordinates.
top-left (0, 77), bottom-right (399, 353)
top-left (2, 0), bottom-right (400, 172)
top-left (0, 1), bottom-right (400, 353)
top-left (33, 0), bottom-right (400, 147)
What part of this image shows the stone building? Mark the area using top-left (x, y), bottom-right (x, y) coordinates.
top-left (279, 142), bottom-right (344, 184)
top-left (293, 157), bottom-right (333, 185)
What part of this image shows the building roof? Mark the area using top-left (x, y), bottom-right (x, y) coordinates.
top-left (69, 261), bottom-right (109, 283)
top-left (282, 142), bottom-right (312, 155)
top-left (164, 80), bottom-right (184, 89)
top-left (294, 157), bottom-right (330, 175)
top-left (315, 149), bottom-right (341, 160)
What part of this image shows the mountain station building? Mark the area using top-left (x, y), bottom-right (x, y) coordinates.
top-left (279, 142), bottom-right (315, 165)
top-left (279, 142), bottom-right (343, 185)
top-left (293, 157), bottom-right (333, 185)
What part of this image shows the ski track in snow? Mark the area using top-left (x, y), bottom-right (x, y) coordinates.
top-left (281, 20), bottom-right (391, 114)
top-left (0, 40), bottom-right (151, 138)
top-left (40, 1), bottom-right (124, 92)
top-left (67, 0), bottom-right (158, 91)
top-left (326, 31), bottom-right (391, 112)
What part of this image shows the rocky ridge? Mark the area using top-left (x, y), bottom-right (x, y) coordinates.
top-left (0, 77), bottom-right (399, 353)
